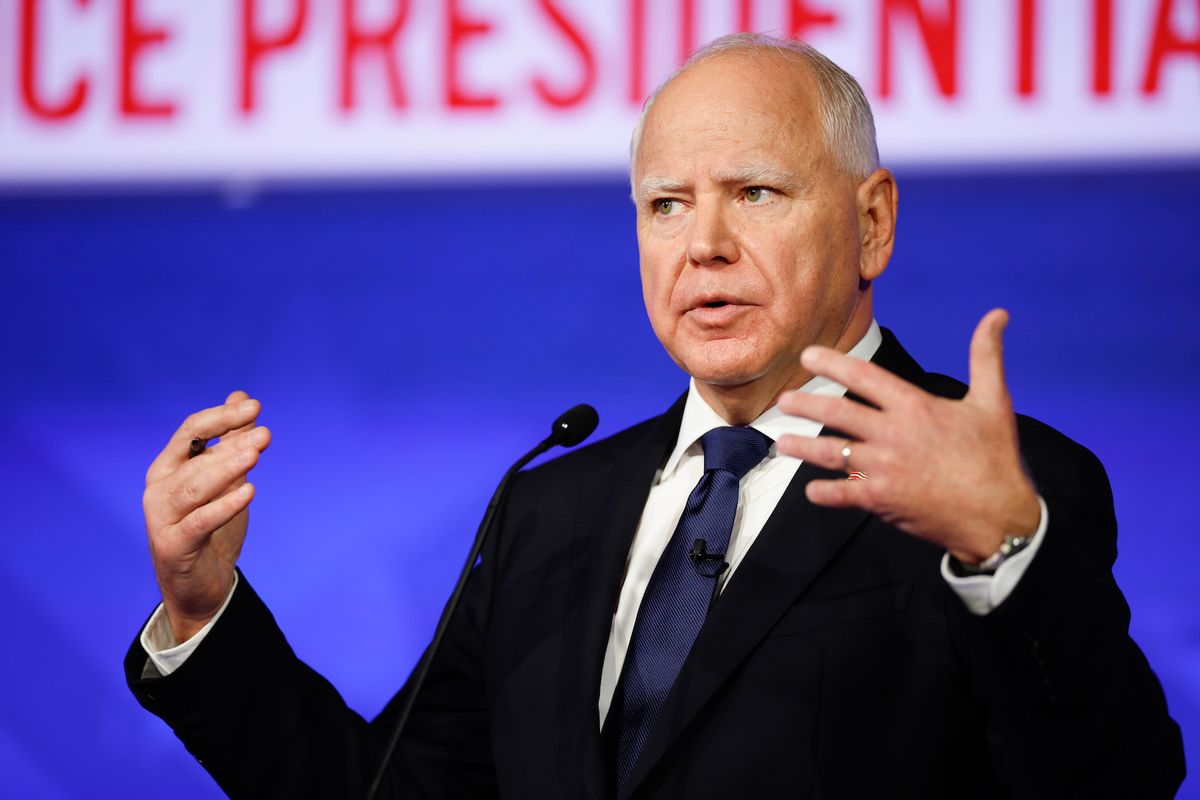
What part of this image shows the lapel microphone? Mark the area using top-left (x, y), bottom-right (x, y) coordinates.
top-left (365, 404), bottom-right (599, 800)
top-left (688, 539), bottom-right (726, 566)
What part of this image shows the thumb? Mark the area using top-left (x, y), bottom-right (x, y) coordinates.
top-left (967, 308), bottom-right (1012, 410)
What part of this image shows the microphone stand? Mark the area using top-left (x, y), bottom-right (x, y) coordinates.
top-left (365, 405), bottom-right (598, 800)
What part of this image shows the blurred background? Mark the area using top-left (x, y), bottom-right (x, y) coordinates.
top-left (2, 1), bottom-right (1198, 797)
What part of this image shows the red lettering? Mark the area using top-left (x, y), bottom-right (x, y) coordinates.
top-left (1142, 0), bottom-right (1200, 94)
top-left (738, 0), bottom-right (753, 31)
top-left (445, 0), bottom-right (497, 109)
top-left (120, 0), bottom-right (176, 118)
top-left (20, 0), bottom-right (91, 121)
top-left (1016, 0), bottom-right (1036, 96)
top-left (789, 0), bottom-right (838, 40)
top-left (629, 0), bottom-right (646, 104)
top-left (340, 0), bottom-right (410, 111)
top-left (241, 0), bottom-right (308, 114)
top-left (533, 0), bottom-right (596, 108)
top-left (1092, 0), bottom-right (1113, 95)
top-left (879, 0), bottom-right (959, 98)
top-left (680, 0), bottom-right (697, 62)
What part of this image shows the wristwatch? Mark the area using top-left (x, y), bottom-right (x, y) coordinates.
top-left (952, 533), bottom-right (1033, 576)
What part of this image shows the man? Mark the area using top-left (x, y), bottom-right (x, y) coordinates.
top-left (127, 34), bottom-right (1184, 798)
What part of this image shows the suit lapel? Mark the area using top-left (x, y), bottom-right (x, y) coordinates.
top-left (621, 327), bottom-right (928, 796)
top-left (556, 396), bottom-right (686, 799)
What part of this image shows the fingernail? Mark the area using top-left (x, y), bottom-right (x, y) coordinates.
top-left (252, 428), bottom-right (267, 446)
top-left (239, 400), bottom-right (256, 412)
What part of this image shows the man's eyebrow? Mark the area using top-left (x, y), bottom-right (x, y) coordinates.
top-left (710, 165), bottom-right (802, 190)
top-left (634, 176), bottom-right (687, 203)
top-left (633, 167), bottom-right (803, 203)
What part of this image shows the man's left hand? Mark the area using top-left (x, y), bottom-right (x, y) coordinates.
top-left (777, 309), bottom-right (1041, 565)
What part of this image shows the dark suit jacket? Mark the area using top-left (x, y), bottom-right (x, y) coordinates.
top-left (126, 330), bottom-right (1185, 799)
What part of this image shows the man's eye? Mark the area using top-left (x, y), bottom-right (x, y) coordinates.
top-left (744, 186), bottom-right (773, 204)
top-left (654, 198), bottom-right (680, 216)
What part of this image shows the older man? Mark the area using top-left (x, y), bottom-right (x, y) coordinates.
top-left (127, 34), bottom-right (1183, 798)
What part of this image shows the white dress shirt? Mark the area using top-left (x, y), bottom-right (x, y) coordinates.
top-left (143, 320), bottom-right (1048, 705)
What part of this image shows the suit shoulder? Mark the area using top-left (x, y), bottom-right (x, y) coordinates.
top-left (923, 370), bottom-right (1103, 470)
top-left (922, 371), bottom-right (969, 401)
top-left (1014, 411), bottom-right (1110, 502)
top-left (921, 369), bottom-right (1108, 502)
top-left (517, 411), bottom-right (671, 488)
top-left (494, 409), bottom-right (675, 553)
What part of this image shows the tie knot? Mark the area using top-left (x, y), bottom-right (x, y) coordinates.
top-left (700, 426), bottom-right (772, 480)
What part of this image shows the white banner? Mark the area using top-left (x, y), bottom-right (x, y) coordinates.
top-left (0, 0), bottom-right (1197, 183)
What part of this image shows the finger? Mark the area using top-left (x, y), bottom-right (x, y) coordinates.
top-left (805, 476), bottom-right (871, 509)
top-left (222, 390), bottom-right (258, 439)
top-left (166, 396), bottom-right (259, 457)
top-left (175, 482), bottom-right (255, 546)
top-left (154, 427), bottom-right (271, 513)
top-left (777, 392), bottom-right (883, 441)
top-left (800, 347), bottom-right (922, 410)
top-left (147, 397), bottom-right (261, 483)
top-left (206, 425), bottom-right (272, 458)
top-left (778, 434), bottom-right (872, 474)
top-left (967, 309), bottom-right (1011, 410)
top-left (156, 446), bottom-right (260, 523)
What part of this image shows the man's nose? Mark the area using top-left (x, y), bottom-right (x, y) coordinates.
top-left (686, 201), bottom-right (738, 266)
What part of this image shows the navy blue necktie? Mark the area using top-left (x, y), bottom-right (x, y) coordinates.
top-left (613, 425), bottom-right (772, 797)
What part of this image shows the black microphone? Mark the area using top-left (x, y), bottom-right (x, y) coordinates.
top-left (365, 404), bottom-right (599, 800)
top-left (689, 539), bottom-right (729, 584)
top-left (688, 538), bottom-right (723, 565)
top-left (548, 403), bottom-right (600, 447)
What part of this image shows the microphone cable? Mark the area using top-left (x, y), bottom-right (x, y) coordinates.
top-left (364, 404), bottom-right (599, 800)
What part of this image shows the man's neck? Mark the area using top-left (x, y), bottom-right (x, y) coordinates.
top-left (693, 376), bottom-right (806, 426)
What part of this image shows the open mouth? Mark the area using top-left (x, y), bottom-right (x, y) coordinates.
top-left (686, 298), bottom-right (748, 326)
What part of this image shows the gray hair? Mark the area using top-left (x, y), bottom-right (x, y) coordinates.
top-left (629, 33), bottom-right (880, 181)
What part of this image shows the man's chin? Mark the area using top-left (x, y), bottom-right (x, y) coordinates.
top-left (670, 339), bottom-right (769, 385)
top-left (680, 348), bottom-right (799, 402)
top-left (693, 371), bottom-right (761, 389)
top-left (687, 360), bottom-right (771, 390)
top-left (676, 350), bottom-right (768, 388)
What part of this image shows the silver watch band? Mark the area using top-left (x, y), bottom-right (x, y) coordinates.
top-left (957, 533), bottom-right (1032, 575)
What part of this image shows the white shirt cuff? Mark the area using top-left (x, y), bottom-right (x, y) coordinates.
top-left (941, 495), bottom-right (1049, 616)
top-left (139, 572), bottom-right (239, 677)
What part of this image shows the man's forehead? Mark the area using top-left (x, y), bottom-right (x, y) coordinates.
top-left (648, 51), bottom-right (818, 127)
top-left (633, 55), bottom-right (822, 169)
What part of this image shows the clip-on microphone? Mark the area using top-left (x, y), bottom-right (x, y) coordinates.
top-left (688, 538), bottom-right (730, 580)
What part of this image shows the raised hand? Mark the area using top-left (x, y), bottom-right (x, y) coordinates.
top-left (777, 310), bottom-right (1041, 565)
top-left (143, 390), bottom-right (271, 642)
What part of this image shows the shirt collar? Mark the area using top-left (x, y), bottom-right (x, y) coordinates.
top-left (660, 320), bottom-right (883, 481)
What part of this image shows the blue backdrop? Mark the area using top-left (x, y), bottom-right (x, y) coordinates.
top-left (2, 167), bottom-right (1197, 797)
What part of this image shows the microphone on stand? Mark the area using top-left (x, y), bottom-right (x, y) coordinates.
top-left (365, 404), bottom-right (600, 800)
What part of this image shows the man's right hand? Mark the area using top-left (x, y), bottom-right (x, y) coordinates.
top-left (143, 390), bottom-right (271, 644)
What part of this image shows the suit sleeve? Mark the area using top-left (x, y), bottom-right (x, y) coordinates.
top-left (125, 550), bottom-right (503, 798)
top-left (947, 417), bottom-right (1185, 797)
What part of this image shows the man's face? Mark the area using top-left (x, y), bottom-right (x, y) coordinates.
top-left (632, 53), bottom-right (869, 399)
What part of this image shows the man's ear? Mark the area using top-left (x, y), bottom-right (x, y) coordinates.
top-left (856, 168), bottom-right (898, 283)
